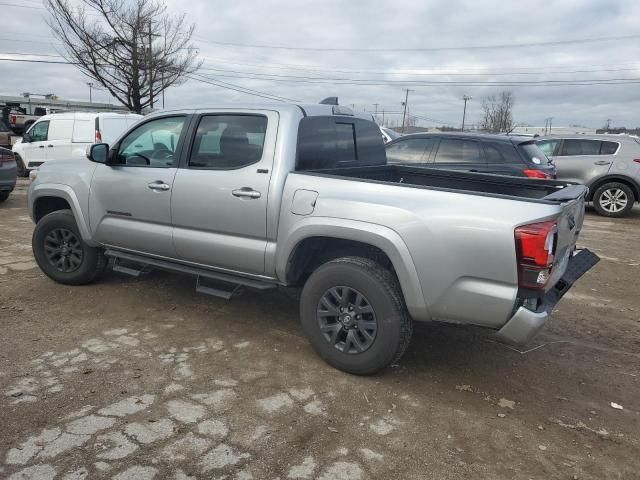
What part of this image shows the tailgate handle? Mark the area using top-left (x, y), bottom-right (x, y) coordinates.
top-left (594, 160), bottom-right (611, 166)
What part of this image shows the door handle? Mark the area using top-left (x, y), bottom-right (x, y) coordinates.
top-left (147, 181), bottom-right (171, 192)
top-left (232, 187), bottom-right (261, 199)
top-left (47, 144), bottom-right (54, 148)
top-left (594, 160), bottom-right (611, 166)
top-left (39, 145), bottom-right (45, 148)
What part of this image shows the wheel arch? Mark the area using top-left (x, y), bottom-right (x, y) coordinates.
top-left (277, 218), bottom-right (429, 322)
top-left (588, 175), bottom-right (639, 202)
top-left (29, 184), bottom-right (98, 246)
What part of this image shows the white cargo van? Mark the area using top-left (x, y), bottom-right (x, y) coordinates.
top-left (12, 112), bottom-right (142, 176)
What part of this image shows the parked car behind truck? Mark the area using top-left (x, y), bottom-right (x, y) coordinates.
top-left (536, 135), bottom-right (640, 217)
top-left (28, 103), bottom-right (598, 375)
top-left (12, 111), bottom-right (142, 176)
top-left (0, 146), bottom-right (17, 202)
top-left (386, 132), bottom-right (556, 179)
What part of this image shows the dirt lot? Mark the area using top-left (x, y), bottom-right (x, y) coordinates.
top-left (1, 178), bottom-right (639, 480)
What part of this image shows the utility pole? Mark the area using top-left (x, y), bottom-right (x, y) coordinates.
top-left (87, 82), bottom-right (94, 103)
top-left (401, 89), bottom-right (413, 133)
top-left (461, 94), bottom-right (472, 131)
top-left (373, 103), bottom-right (379, 123)
top-left (382, 109), bottom-right (385, 126)
top-left (148, 21), bottom-right (154, 109)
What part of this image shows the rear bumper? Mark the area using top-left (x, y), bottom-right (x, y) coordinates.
top-left (495, 248), bottom-right (600, 346)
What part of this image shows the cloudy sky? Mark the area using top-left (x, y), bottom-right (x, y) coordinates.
top-left (2, 0), bottom-right (639, 128)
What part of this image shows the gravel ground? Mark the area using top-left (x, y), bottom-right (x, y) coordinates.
top-left (1, 178), bottom-right (639, 480)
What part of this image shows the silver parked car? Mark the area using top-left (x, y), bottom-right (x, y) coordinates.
top-left (537, 135), bottom-right (640, 217)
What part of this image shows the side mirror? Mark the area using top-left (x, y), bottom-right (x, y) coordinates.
top-left (22, 132), bottom-right (32, 143)
top-left (87, 143), bottom-right (109, 163)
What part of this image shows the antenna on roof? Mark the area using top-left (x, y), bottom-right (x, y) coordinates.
top-left (319, 97), bottom-right (339, 106)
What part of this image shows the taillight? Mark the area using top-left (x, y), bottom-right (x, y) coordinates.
top-left (515, 220), bottom-right (558, 289)
top-left (9, 114), bottom-right (16, 125)
top-left (0, 151), bottom-right (15, 163)
top-left (95, 130), bottom-right (102, 143)
top-left (523, 169), bottom-right (552, 179)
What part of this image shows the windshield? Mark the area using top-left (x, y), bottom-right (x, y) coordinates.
top-left (519, 142), bottom-right (552, 165)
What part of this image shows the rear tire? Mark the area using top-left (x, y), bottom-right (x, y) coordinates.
top-left (32, 210), bottom-right (106, 285)
top-left (15, 154), bottom-right (29, 178)
top-left (593, 182), bottom-right (635, 217)
top-left (300, 256), bottom-right (413, 375)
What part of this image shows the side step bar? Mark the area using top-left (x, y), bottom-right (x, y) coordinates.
top-left (104, 249), bottom-right (277, 299)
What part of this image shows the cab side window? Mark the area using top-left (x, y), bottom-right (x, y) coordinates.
top-left (189, 115), bottom-right (267, 169)
top-left (29, 121), bottom-right (50, 142)
top-left (117, 116), bottom-right (186, 167)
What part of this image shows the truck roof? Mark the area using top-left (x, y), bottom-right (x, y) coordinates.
top-left (157, 103), bottom-right (375, 122)
top-left (34, 111), bottom-right (142, 122)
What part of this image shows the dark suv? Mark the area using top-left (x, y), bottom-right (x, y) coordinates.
top-left (386, 132), bottom-right (556, 179)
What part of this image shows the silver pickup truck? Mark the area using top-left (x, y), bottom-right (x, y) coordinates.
top-left (28, 103), bottom-right (598, 374)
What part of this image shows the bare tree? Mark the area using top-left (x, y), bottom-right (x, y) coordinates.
top-left (46, 0), bottom-right (201, 113)
top-left (479, 91), bottom-right (515, 133)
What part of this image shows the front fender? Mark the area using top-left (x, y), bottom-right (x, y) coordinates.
top-left (275, 217), bottom-right (430, 322)
top-left (28, 183), bottom-right (99, 247)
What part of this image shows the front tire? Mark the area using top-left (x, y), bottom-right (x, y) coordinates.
top-left (0, 192), bottom-right (9, 202)
top-left (32, 210), bottom-right (106, 285)
top-left (300, 256), bottom-right (413, 375)
top-left (593, 182), bottom-right (635, 217)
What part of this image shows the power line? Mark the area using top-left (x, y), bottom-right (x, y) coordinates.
top-left (193, 33), bottom-right (640, 53)
top-left (171, 68), bottom-right (640, 87)
top-left (0, 52), bottom-right (64, 58)
top-left (0, 3), bottom-right (45, 9)
top-left (1, 49), bottom-right (637, 78)
top-left (199, 62), bottom-right (640, 78)
top-left (199, 56), bottom-right (640, 75)
top-left (0, 37), bottom-right (62, 45)
top-left (2, 57), bottom-right (639, 88)
top-left (187, 74), bottom-right (300, 103)
top-left (196, 64), bottom-right (640, 84)
top-left (0, 57), bottom-right (79, 65)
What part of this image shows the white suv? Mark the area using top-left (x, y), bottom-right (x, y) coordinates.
top-left (13, 111), bottom-right (142, 177)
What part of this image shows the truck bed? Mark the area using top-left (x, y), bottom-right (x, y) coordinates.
top-left (305, 164), bottom-right (586, 203)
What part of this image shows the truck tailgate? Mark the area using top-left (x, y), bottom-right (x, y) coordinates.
top-left (545, 186), bottom-right (587, 288)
